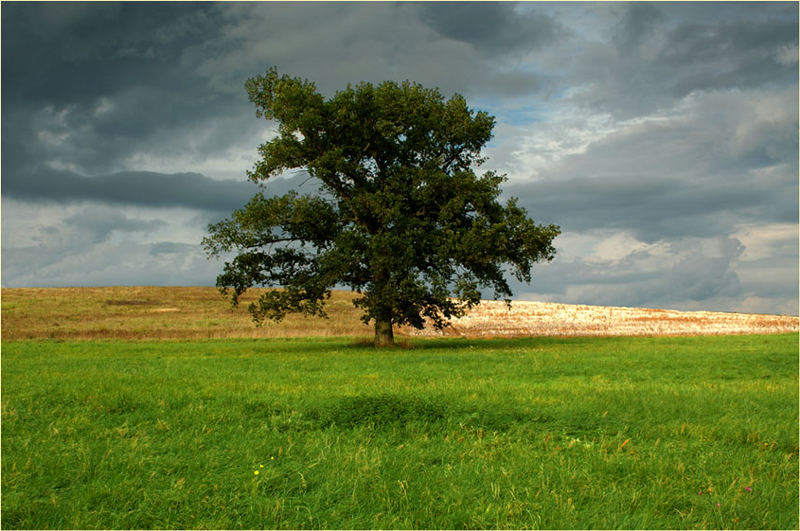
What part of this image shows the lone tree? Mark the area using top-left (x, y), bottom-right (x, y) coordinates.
top-left (204, 68), bottom-right (560, 346)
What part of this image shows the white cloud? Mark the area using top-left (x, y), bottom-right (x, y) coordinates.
top-left (515, 232), bottom-right (742, 303)
top-left (776, 43), bottom-right (798, 65)
top-left (121, 124), bottom-right (276, 181)
top-left (1, 200), bottom-right (219, 287)
top-left (486, 106), bottom-right (618, 181)
top-left (734, 222), bottom-right (799, 262)
top-left (3, 239), bottom-right (219, 288)
top-left (589, 231), bottom-right (653, 263)
top-left (489, 83), bottom-right (798, 187)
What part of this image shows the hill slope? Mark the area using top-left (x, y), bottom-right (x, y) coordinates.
top-left (1, 286), bottom-right (796, 340)
top-left (405, 299), bottom-right (798, 338)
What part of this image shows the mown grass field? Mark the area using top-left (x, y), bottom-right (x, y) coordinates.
top-left (2, 334), bottom-right (798, 529)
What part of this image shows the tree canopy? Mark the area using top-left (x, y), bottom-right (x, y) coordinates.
top-left (203, 68), bottom-right (560, 346)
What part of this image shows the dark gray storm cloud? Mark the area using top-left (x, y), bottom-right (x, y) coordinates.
top-left (1, 1), bottom-right (560, 193)
top-left (515, 237), bottom-right (747, 310)
top-left (150, 242), bottom-right (197, 256)
top-left (2, 1), bottom-right (263, 184)
top-left (570, 2), bottom-right (798, 117)
top-left (508, 172), bottom-right (797, 243)
top-left (0, 165), bottom-right (321, 212)
top-left (3, 167), bottom-right (256, 212)
top-left (63, 209), bottom-right (166, 244)
top-left (503, 81), bottom-right (798, 243)
top-left (417, 2), bottom-right (562, 56)
top-left (612, 2), bottom-right (663, 54)
top-left (2, 2), bottom-right (217, 106)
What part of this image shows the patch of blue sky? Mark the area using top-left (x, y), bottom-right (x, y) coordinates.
top-left (473, 98), bottom-right (548, 127)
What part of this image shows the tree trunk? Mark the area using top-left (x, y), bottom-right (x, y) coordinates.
top-left (374, 317), bottom-right (394, 347)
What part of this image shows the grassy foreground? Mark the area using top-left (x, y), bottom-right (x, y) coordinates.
top-left (2, 334), bottom-right (798, 529)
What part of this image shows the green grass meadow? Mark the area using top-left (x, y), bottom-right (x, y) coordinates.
top-left (2, 334), bottom-right (798, 529)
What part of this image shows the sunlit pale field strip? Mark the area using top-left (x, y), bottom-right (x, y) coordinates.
top-left (1, 287), bottom-right (796, 341)
top-left (404, 300), bottom-right (800, 339)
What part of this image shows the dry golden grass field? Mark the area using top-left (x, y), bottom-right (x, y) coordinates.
top-left (1, 286), bottom-right (796, 340)
top-left (1, 287), bottom-right (372, 340)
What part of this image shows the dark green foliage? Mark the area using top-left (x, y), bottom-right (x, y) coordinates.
top-left (204, 68), bottom-right (560, 344)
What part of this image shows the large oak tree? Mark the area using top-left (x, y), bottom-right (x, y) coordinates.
top-left (204, 68), bottom-right (560, 346)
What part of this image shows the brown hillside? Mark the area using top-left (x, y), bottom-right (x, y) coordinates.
top-left (0, 287), bottom-right (372, 341)
top-left (1, 287), bottom-right (796, 341)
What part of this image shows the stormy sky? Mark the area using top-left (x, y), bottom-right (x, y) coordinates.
top-left (2, 1), bottom-right (797, 315)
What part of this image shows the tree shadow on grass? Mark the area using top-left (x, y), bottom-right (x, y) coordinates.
top-left (303, 393), bottom-right (554, 432)
top-left (348, 336), bottom-right (579, 352)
